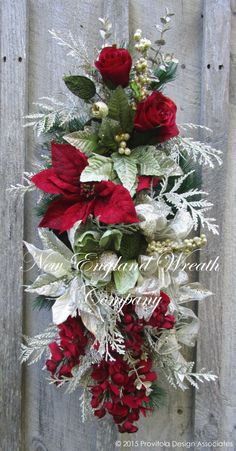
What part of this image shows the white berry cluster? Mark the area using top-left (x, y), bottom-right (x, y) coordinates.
top-left (133, 29), bottom-right (152, 100)
top-left (147, 234), bottom-right (207, 255)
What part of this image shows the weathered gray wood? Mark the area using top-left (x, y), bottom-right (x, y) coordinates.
top-left (126, 1), bottom-right (204, 448)
top-left (0, 1), bottom-right (28, 451)
top-left (22, 2), bottom-right (129, 451)
top-left (1, 0), bottom-right (235, 449)
top-left (195, 0), bottom-right (233, 449)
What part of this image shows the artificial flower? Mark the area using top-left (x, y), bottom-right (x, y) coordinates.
top-left (136, 176), bottom-right (159, 193)
top-left (32, 142), bottom-right (139, 232)
top-left (95, 46), bottom-right (132, 87)
top-left (134, 91), bottom-right (179, 142)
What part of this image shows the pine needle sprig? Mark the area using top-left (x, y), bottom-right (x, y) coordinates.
top-left (35, 193), bottom-right (60, 217)
top-left (144, 383), bottom-right (166, 411)
top-left (32, 295), bottom-right (55, 311)
top-left (24, 95), bottom-right (89, 137)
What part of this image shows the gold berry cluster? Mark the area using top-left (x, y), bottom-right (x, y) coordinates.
top-left (115, 133), bottom-right (131, 155)
top-left (147, 234), bottom-right (207, 255)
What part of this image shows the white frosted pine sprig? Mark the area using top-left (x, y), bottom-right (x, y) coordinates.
top-left (159, 171), bottom-right (219, 234)
top-left (7, 172), bottom-right (36, 197)
top-left (20, 324), bottom-right (58, 365)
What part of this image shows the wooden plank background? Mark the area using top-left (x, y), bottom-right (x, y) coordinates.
top-left (0, 0), bottom-right (235, 450)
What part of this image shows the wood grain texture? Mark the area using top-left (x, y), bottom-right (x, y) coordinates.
top-left (22, 1), bottom-right (129, 451)
top-left (195, 0), bottom-right (234, 449)
top-left (126, 1), bottom-right (204, 448)
top-left (0, 1), bottom-right (28, 451)
top-left (1, 0), bottom-right (235, 450)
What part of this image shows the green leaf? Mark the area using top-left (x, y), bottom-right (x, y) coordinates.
top-left (64, 127), bottom-right (99, 155)
top-left (112, 153), bottom-right (137, 192)
top-left (114, 259), bottom-right (139, 295)
top-left (98, 118), bottom-right (121, 150)
top-left (108, 86), bottom-right (134, 132)
top-left (130, 81), bottom-right (142, 100)
top-left (99, 229), bottom-right (123, 251)
top-left (80, 154), bottom-right (113, 182)
top-left (132, 146), bottom-right (182, 176)
top-left (74, 230), bottom-right (101, 260)
top-left (63, 75), bottom-right (96, 100)
top-left (119, 233), bottom-right (147, 259)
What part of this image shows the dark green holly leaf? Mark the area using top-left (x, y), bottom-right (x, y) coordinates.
top-left (63, 75), bottom-right (96, 100)
top-left (108, 86), bottom-right (135, 132)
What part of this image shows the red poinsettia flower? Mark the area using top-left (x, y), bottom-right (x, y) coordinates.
top-left (31, 143), bottom-right (139, 232)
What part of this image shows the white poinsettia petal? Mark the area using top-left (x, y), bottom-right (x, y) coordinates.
top-left (158, 210), bottom-right (193, 240)
top-left (52, 277), bottom-right (84, 324)
top-left (67, 220), bottom-right (83, 249)
top-left (24, 241), bottom-right (72, 278)
top-left (80, 311), bottom-right (102, 336)
top-left (39, 228), bottom-right (73, 260)
top-left (26, 274), bottom-right (66, 297)
top-left (179, 282), bottom-right (213, 303)
top-left (176, 306), bottom-right (199, 347)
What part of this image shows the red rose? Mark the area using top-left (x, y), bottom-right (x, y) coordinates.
top-left (95, 46), bottom-right (132, 87)
top-left (134, 91), bottom-right (179, 142)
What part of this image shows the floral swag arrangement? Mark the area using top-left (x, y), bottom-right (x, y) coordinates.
top-left (13, 10), bottom-right (222, 434)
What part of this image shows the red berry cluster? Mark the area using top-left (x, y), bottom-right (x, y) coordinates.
top-left (90, 355), bottom-right (156, 433)
top-left (46, 316), bottom-right (88, 378)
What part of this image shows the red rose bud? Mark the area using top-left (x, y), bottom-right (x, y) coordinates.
top-left (95, 47), bottom-right (132, 87)
top-left (134, 91), bottom-right (179, 142)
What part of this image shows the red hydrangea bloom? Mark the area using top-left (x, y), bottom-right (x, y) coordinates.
top-left (119, 292), bottom-right (175, 352)
top-left (32, 143), bottom-right (139, 232)
top-left (145, 291), bottom-right (175, 329)
top-left (46, 316), bottom-right (88, 379)
top-left (90, 355), bottom-right (155, 433)
top-left (95, 47), bottom-right (132, 87)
